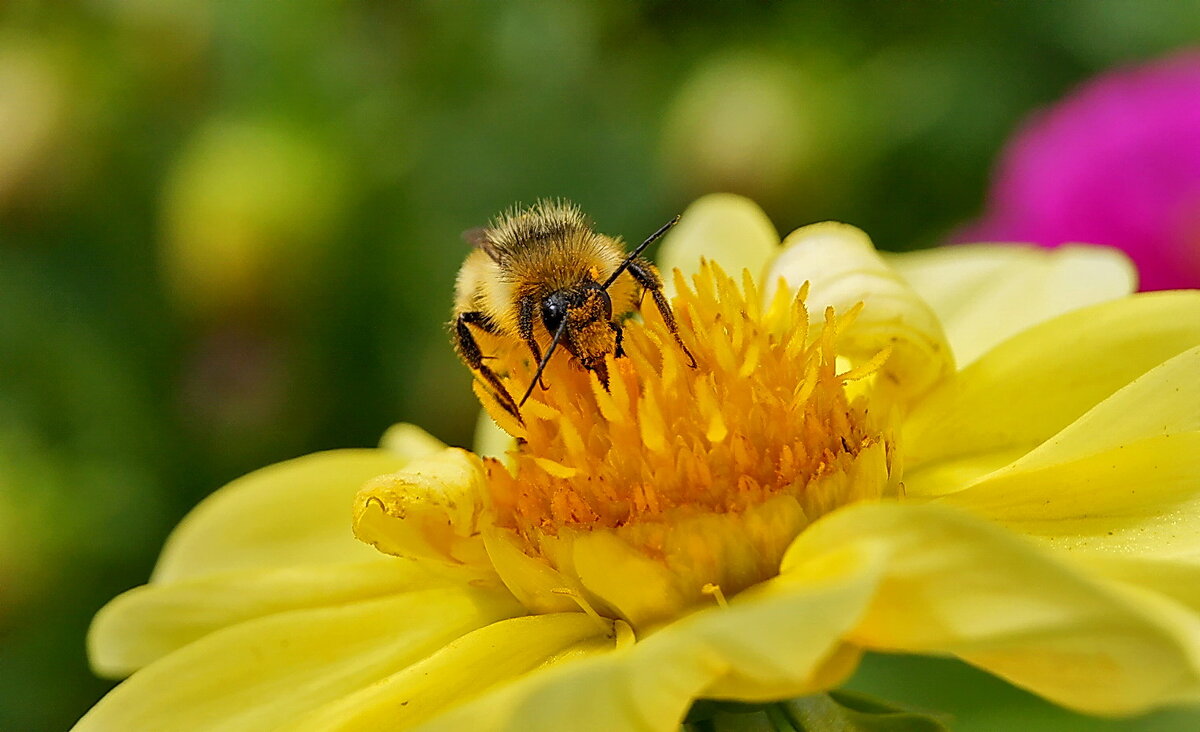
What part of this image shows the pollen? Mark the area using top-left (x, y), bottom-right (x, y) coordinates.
top-left (477, 262), bottom-right (896, 628)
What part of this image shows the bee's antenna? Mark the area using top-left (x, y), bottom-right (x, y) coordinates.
top-left (519, 314), bottom-right (570, 408)
top-left (601, 214), bottom-right (680, 290)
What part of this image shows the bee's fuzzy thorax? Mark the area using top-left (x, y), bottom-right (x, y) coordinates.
top-left (485, 199), bottom-right (593, 257)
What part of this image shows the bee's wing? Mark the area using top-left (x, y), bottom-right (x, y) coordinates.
top-left (462, 227), bottom-right (503, 262)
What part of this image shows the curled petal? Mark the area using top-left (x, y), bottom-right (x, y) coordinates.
top-left (785, 503), bottom-right (1200, 715)
top-left (657, 193), bottom-right (780, 294)
top-left (765, 222), bottom-right (955, 403)
top-left (154, 450), bottom-right (413, 583)
top-left (885, 244), bottom-right (1135, 367)
top-left (935, 432), bottom-right (1200, 559)
top-left (903, 291), bottom-right (1200, 473)
top-left (353, 448), bottom-right (492, 569)
top-left (379, 422), bottom-right (447, 459)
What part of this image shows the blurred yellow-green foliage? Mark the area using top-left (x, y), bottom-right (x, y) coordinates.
top-left (2, 2), bottom-right (1199, 730)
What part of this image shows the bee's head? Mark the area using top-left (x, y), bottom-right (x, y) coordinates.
top-left (541, 282), bottom-right (615, 369)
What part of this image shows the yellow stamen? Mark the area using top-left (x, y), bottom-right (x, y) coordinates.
top-left (551, 588), bottom-right (611, 634)
top-left (701, 583), bottom-right (729, 610)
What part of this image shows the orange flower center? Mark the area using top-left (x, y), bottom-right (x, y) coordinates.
top-left (476, 263), bottom-right (895, 629)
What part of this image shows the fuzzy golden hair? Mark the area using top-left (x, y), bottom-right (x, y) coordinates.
top-left (454, 200), bottom-right (639, 340)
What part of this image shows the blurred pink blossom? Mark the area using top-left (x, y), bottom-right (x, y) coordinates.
top-left (959, 51), bottom-right (1200, 290)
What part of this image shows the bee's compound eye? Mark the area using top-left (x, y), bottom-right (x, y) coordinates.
top-left (541, 294), bottom-right (567, 333)
top-left (598, 289), bottom-right (613, 320)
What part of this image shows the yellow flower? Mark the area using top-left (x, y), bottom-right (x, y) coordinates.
top-left (78, 195), bottom-right (1200, 731)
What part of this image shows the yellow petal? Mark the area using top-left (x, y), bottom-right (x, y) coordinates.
top-left (764, 222), bottom-right (954, 403)
top-left (785, 503), bottom-right (1200, 715)
top-left (908, 344), bottom-right (1200, 501)
top-left (89, 559), bottom-right (458, 678)
top-left (353, 448), bottom-right (492, 568)
top-left (154, 450), bottom-right (411, 583)
top-left (74, 586), bottom-right (524, 732)
top-left (903, 291), bottom-right (1200, 472)
top-left (936, 432), bottom-right (1200, 559)
top-left (473, 408), bottom-right (515, 463)
top-left (1075, 555), bottom-right (1200, 614)
top-left (379, 422), bottom-right (447, 459)
top-left (1001, 344), bottom-right (1200, 472)
top-left (657, 193), bottom-right (779, 295)
top-left (293, 613), bottom-right (615, 731)
top-left (415, 542), bottom-right (883, 732)
top-left (481, 526), bottom-right (584, 615)
top-left (885, 244), bottom-right (1136, 367)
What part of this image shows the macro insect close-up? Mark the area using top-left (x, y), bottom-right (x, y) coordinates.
top-left (452, 200), bottom-right (694, 419)
top-left (9, 4), bottom-right (1200, 732)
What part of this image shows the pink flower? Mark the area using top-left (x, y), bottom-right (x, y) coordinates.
top-left (960, 51), bottom-right (1200, 290)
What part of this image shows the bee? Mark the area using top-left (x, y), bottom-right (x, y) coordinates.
top-left (453, 199), bottom-right (694, 420)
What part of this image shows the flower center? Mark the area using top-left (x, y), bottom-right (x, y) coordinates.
top-left (477, 263), bottom-right (895, 629)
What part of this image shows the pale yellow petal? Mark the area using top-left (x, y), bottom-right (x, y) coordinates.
top-left (481, 526), bottom-right (583, 615)
top-left (911, 345), bottom-right (1200, 520)
top-left (924, 347), bottom-right (1200, 556)
top-left (379, 422), bottom-right (446, 459)
top-left (903, 291), bottom-right (1200, 472)
top-left (154, 450), bottom-right (410, 583)
top-left (473, 408), bottom-right (515, 463)
top-left (764, 222), bottom-right (954, 403)
top-left (73, 586), bottom-right (524, 732)
top-left (885, 244), bottom-right (1136, 367)
top-left (1075, 555), bottom-right (1200, 614)
top-left (292, 614), bottom-right (615, 731)
top-left (415, 542), bottom-right (883, 732)
top-left (786, 503), bottom-right (1200, 715)
top-left (89, 559), bottom-right (459, 678)
top-left (1000, 344), bottom-right (1200, 472)
top-left (353, 448), bottom-right (491, 568)
top-left (657, 193), bottom-right (779, 295)
top-left (936, 432), bottom-right (1200, 559)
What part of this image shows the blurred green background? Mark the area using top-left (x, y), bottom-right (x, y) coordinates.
top-left (2, 1), bottom-right (1199, 730)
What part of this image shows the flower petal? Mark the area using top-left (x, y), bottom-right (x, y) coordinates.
top-left (903, 291), bottom-right (1200, 472)
top-left (657, 193), bottom-right (779, 292)
top-left (885, 244), bottom-right (1136, 367)
top-left (74, 586), bottom-right (524, 732)
top-left (154, 450), bottom-right (414, 583)
top-left (473, 408), bottom-right (515, 462)
top-left (379, 422), bottom-right (447, 459)
top-left (909, 344), bottom-right (1200, 513)
top-left (935, 432), bottom-right (1200, 559)
top-left (785, 503), bottom-right (1200, 715)
top-left (1075, 556), bottom-right (1200, 614)
top-left (292, 613), bottom-right (616, 731)
top-left (89, 559), bottom-right (463, 678)
top-left (997, 344), bottom-right (1200, 471)
top-left (352, 448), bottom-right (492, 568)
top-left (413, 542), bottom-right (883, 732)
top-left (765, 223), bottom-right (955, 402)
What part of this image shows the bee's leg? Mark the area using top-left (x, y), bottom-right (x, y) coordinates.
top-left (455, 311), bottom-right (522, 420)
top-left (610, 321), bottom-right (625, 358)
top-left (626, 258), bottom-right (696, 367)
top-left (516, 295), bottom-right (548, 389)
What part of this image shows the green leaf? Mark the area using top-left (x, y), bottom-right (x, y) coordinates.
top-left (682, 691), bottom-right (951, 732)
top-left (784, 690), bottom-right (952, 732)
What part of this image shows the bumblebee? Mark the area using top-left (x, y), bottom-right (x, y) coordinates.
top-left (453, 199), bottom-right (693, 419)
